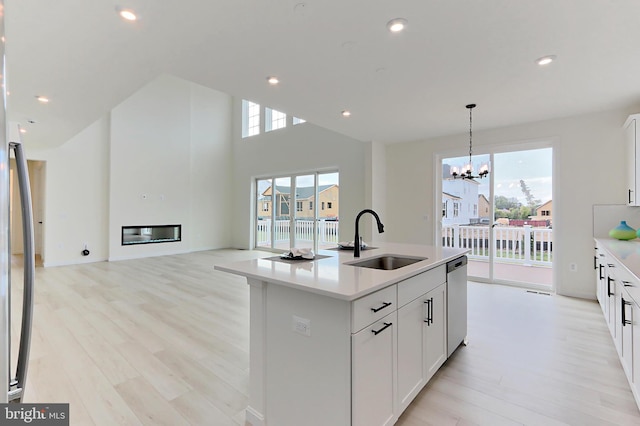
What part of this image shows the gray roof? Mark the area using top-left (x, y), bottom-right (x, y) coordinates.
top-left (260, 184), bottom-right (336, 200)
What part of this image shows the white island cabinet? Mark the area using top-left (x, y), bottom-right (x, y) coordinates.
top-left (216, 243), bottom-right (468, 426)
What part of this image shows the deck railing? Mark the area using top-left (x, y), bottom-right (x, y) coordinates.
top-left (257, 219), bottom-right (339, 246)
top-left (442, 224), bottom-right (553, 266)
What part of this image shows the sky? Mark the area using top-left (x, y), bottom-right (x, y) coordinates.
top-left (444, 147), bottom-right (553, 206)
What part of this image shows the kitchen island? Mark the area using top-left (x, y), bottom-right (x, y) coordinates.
top-left (216, 243), bottom-right (469, 426)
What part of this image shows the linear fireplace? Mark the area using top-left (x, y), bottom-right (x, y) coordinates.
top-left (122, 225), bottom-right (181, 246)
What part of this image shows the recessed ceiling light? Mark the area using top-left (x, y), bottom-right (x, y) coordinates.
top-left (387, 18), bottom-right (408, 33)
top-left (267, 76), bottom-right (279, 85)
top-left (536, 55), bottom-right (557, 66)
top-left (36, 95), bottom-right (49, 103)
top-left (117, 7), bottom-right (138, 21)
top-left (341, 110), bottom-right (351, 117)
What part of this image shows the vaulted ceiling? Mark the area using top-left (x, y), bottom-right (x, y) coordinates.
top-left (6, 0), bottom-right (640, 149)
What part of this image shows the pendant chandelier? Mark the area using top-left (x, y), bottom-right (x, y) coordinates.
top-left (450, 103), bottom-right (490, 180)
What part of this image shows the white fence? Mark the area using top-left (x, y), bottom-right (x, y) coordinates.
top-left (442, 224), bottom-right (553, 266)
top-left (257, 219), bottom-right (339, 246)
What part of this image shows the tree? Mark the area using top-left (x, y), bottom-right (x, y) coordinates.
top-left (495, 195), bottom-right (521, 210)
top-left (519, 179), bottom-right (541, 209)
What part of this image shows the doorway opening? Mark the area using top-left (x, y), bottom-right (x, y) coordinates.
top-left (10, 159), bottom-right (45, 267)
top-left (440, 146), bottom-right (553, 290)
top-left (255, 171), bottom-right (339, 252)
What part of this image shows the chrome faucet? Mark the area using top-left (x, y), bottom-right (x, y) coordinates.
top-left (354, 209), bottom-right (385, 257)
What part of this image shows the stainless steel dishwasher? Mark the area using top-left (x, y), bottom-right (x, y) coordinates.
top-left (447, 256), bottom-right (468, 357)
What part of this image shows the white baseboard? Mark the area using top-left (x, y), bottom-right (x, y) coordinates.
top-left (245, 406), bottom-right (265, 426)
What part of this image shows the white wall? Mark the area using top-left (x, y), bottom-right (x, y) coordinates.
top-left (231, 97), bottom-right (370, 249)
top-left (386, 107), bottom-right (639, 299)
top-left (27, 74), bottom-right (233, 265)
top-left (109, 75), bottom-right (233, 260)
top-left (28, 117), bottom-right (110, 266)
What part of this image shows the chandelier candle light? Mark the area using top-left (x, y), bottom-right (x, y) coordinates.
top-left (451, 104), bottom-right (490, 180)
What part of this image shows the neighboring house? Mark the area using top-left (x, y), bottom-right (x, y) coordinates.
top-left (477, 194), bottom-right (491, 221)
top-left (529, 200), bottom-right (553, 225)
top-left (441, 178), bottom-right (480, 226)
top-left (258, 184), bottom-right (339, 220)
top-left (442, 192), bottom-right (462, 224)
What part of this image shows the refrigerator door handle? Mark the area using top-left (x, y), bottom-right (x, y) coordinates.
top-left (8, 141), bottom-right (35, 403)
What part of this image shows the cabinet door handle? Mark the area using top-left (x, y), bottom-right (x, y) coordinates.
top-left (371, 322), bottom-right (392, 336)
top-left (594, 256), bottom-right (597, 270)
top-left (608, 277), bottom-right (615, 297)
top-left (622, 298), bottom-right (632, 326)
top-left (424, 300), bottom-right (431, 325)
top-left (623, 281), bottom-right (633, 287)
top-left (371, 302), bottom-right (392, 313)
top-left (423, 298), bottom-right (434, 325)
top-left (599, 264), bottom-right (604, 280)
top-left (630, 189), bottom-right (634, 204)
top-left (429, 297), bottom-right (433, 325)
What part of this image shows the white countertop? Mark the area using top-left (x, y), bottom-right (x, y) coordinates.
top-left (595, 238), bottom-right (640, 305)
top-left (215, 243), bottom-right (469, 301)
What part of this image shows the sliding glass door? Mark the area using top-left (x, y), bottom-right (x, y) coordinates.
top-left (255, 171), bottom-right (339, 252)
top-left (441, 146), bottom-right (553, 288)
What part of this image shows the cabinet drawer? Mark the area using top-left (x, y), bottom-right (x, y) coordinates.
top-left (397, 265), bottom-right (446, 307)
top-left (352, 285), bottom-right (397, 333)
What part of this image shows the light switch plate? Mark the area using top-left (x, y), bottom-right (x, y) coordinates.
top-left (292, 315), bottom-right (311, 336)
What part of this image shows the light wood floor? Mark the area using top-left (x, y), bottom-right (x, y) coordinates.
top-left (9, 250), bottom-right (640, 425)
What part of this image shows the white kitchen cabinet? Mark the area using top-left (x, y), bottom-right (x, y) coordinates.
top-left (352, 311), bottom-right (397, 426)
top-left (396, 296), bottom-right (425, 412)
top-left (396, 267), bottom-right (447, 415)
top-left (633, 298), bottom-right (640, 400)
top-left (595, 245), bottom-right (606, 311)
top-left (621, 285), bottom-right (634, 378)
top-left (606, 262), bottom-right (617, 339)
top-left (593, 238), bottom-right (640, 411)
top-left (424, 283), bottom-right (447, 382)
top-left (216, 244), bottom-right (469, 426)
top-left (625, 114), bottom-right (640, 205)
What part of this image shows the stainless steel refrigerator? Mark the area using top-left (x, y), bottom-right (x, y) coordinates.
top-left (1, 0), bottom-right (36, 404)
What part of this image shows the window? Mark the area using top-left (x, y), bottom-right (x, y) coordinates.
top-left (327, 202), bottom-right (332, 209)
top-left (542, 210), bottom-right (550, 216)
top-left (242, 100), bottom-right (260, 138)
top-left (473, 204), bottom-right (478, 216)
top-left (262, 202), bottom-right (269, 212)
top-left (453, 202), bottom-right (459, 217)
top-left (322, 202), bottom-right (325, 210)
top-left (293, 117), bottom-right (306, 125)
top-left (266, 108), bottom-right (286, 132)
top-left (296, 201), bottom-right (303, 212)
top-left (309, 201), bottom-right (313, 210)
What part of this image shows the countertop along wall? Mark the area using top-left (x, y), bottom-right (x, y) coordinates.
top-left (385, 107), bottom-right (639, 299)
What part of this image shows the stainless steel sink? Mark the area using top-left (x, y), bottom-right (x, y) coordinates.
top-left (348, 255), bottom-right (427, 270)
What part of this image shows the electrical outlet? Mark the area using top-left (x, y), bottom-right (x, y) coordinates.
top-left (570, 263), bottom-right (578, 272)
top-left (292, 315), bottom-right (311, 336)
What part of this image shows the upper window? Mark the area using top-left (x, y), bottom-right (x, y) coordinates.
top-left (242, 100), bottom-right (260, 138)
top-left (266, 108), bottom-right (286, 132)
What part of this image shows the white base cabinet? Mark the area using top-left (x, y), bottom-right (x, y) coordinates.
top-left (245, 261), bottom-right (461, 426)
top-left (352, 311), bottom-right (397, 426)
top-left (594, 239), bottom-right (640, 412)
top-left (396, 268), bottom-right (448, 416)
